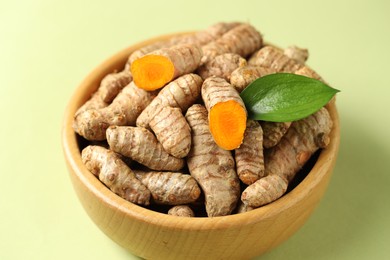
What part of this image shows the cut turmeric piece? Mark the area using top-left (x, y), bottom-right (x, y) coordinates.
top-left (131, 55), bottom-right (175, 91)
top-left (202, 77), bottom-right (247, 150)
top-left (209, 101), bottom-right (247, 150)
top-left (131, 44), bottom-right (202, 91)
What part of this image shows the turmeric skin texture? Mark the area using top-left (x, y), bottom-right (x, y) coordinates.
top-left (168, 205), bottom-right (195, 217)
top-left (250, 45), bottom-right (324, 81)
top-left (185, 104), bottom-right (240, 217)
top-left (99, 70), bottom-right (133, 103)
top-left (136, 73), bottom-right (203, 128)
top-left (149, 106), bottom-right (191, 158)
top-left (128, 22), bottom-right (242, 64)
top-left (73, 81), bottom-right (154, 141)
top-left (230, 65), bottom-right (276, 92)
top-left (242, 174), bottom-right (288, 208)
top-left (191, 21), bottom-right (242, 45)
top-left (131, 44), bottom-right (203, 91)
top-left (201, 76), bottom-right (247, 150)
top-left (81, 145), bottom-right (151, 206)
top-left (75, 70), bottom-right (132, 117)
top-left (250, 46), bottom-right (323, 82)
top-left (197, 53), bottom-right (247, 81)
top-left (294, 66), bottom-right (324, 82)
top-left (284, 45), bottom-right (309, 65)
top-left (261, 121), bottom-right (292, 149)
top-left (106, 126), bottom-right (184, 171)
top-left (248, 45), bottom-right (302, 73)
top-left (74, 92), bottom-right (108, 117)
top-left (235, 120), bottom-right (265, 185)
top-left (201, 23), bottom-right (263, 64)
top-left (134, 170), bottom-right (201, 205)
top-left (241, 107), bottom-right (333, 208)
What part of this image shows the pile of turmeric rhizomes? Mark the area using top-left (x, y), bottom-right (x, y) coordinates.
top-left (73, 22), bottom-right (333, 217)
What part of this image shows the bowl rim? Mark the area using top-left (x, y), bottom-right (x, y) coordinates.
top-left (62, 32), bottom-right (340, 231)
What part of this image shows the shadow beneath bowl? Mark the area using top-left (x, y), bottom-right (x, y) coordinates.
top-left (257, 112), bottom-right (390, 259)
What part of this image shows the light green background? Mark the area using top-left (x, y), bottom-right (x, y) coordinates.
top-left (1, 0), bottom-right (389, 259)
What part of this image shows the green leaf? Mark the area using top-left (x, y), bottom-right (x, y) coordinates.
top-left (240, 73), bottom-right (340, 122)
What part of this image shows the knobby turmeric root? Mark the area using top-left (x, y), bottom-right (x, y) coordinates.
top-left (201, 76), bottom-right (247, 150)
top-left (168, 205), bottom-right (195, 217)
top-left (106, 126), bottom-right (184, 171)
top-left (149, 106), bottom-right (191, 158)
top-left (197, 53), bottom-right (247, 81)
top-left (241, 174), bottom-right (288, 208)
top-left (260, 121), bottom-right (292, 149)
top-left (192, 21), bottom-right (243, 45)
top-left (249, 45), bottom-right (324, 83)
top-left (185, 104), bottom-right (240, 217)
top-left (136, 73), bottom-right (203, 128)
top-left (278, 108), bottom-right (333, 182)
top-left (248, 45), bottom-right (303, 73)
top-left (235, 120), bottom-right (265, 185)
top-left (134, 170), bottom-right (201, 205)
top-left (98, 70), bottom-right (133, 103)
top-left (241, 107), bottom-right (333, 208)
top-left (284, 45), bottom-right (309, 65)
top-left (201, 23), bottom-right (263, 64)
top-left (74, 70), bottom-right (132, 117)
top-left (128, 22), bottom-right (242, 64)
top-left (230, 65), bottom-right (276, 92)
top-left (81, 145), bottom-right (151, 205)
top-left (73, 81), bottom-right (154, 140)
top-left (294, 66), bottom-right (324, 82)
top-left (74, 92), bottom-right (108, 117)
top-left (131, 44), bottom-right (203, 91)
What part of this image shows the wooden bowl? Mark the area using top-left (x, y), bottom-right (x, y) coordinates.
top-left (62, 33), bottom-right (340, 260)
